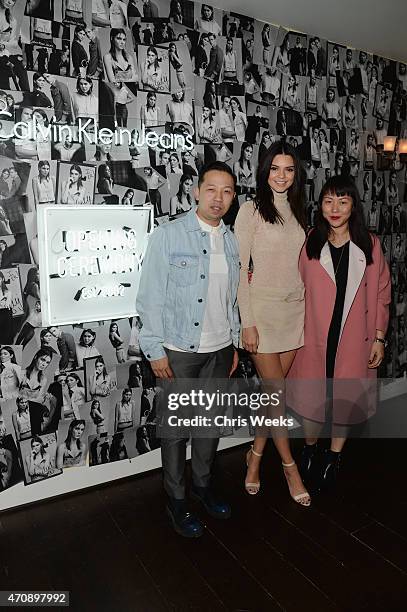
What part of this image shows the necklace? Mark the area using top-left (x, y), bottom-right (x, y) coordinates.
top-left (331, 243), bottom-right (346, 276)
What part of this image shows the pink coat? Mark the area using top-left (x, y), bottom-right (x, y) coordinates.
top-left (287, 235), bottom-right (391, 424)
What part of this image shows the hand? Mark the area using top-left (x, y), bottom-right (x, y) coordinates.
top-left (368, 341), bottom-right (384, 369)
top-left (229, 349), bottom-right (239, 377)
top-left (150, 356), bottom-right (174, 379)
top-left (242, 326), bottom-right (259, 354)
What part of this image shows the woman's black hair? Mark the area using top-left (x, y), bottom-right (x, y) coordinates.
top-left (146, 91), bottom-right (156, 106)
top-left (33, 108), bottom-right (49, 125)
top-left (230, 96), bottom-right (243, 113)
top-left (97, 164), bottom-right (112, 192)
top-left (78, 328), bottom-right (96, 347)
top-left (76, 76), bottom-right (93, 96)
top-left (109, 321), bottom-right (119, 334)
top-left (69, 164), bottom-right (84, 189)
top-left (31, 435), bottom-right (46, 456)
top-left (237, 141), bottom-right (252, 170)
top-left (253, 140), bottom-right (306, 229)
top-left (121, 387), bottom-right (132, 400)
top-left (26, 348), bottom-right (53, 383)
top-left (94, 144), bottom-right (111, 162)
top-left (65, 419), bottom-right (85, 450)
top-left (66, 372), bottom-right (83, 387)
top-left (0, 345), bottom-right (17, 373)
top-left (306, 175), bottom-right (373, 264)
top-left (175, 173), bottom-right (193, 207)
top-left (146, 45), bottom-right (159, 69)
top-left (0, 270), bottom-right (7, 294)
top-left (94, 356), bottom-right (108, 379)
top-left (37, 160), bottom-right (50, 182)
top-left (109, 28), bottom-right (128, 63)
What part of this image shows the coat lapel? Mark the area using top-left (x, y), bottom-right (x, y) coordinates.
top-left (320, 242), bottom-right (336, 284)
top-left (339, 241), bottom-right (366, 341)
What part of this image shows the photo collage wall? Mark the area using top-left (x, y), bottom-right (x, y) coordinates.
top-left (1, 0), bottom-right (406, 494)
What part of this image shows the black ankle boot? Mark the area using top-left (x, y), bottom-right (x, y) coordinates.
top-left (319, 449), bottom-right (341, 492)
top-left (298, 443), bottom-right (318, 484)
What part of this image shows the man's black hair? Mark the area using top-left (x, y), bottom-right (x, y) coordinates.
top-left (198, 161), bottom-right (236, 190)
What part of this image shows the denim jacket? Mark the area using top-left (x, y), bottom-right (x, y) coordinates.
top-left (136, 207), bottom-right (240, 360)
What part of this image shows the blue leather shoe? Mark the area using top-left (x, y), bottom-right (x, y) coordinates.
top-left (166, 500), bottom-right (204, 538)
top-left (191, 487), bottom-right (231, 520)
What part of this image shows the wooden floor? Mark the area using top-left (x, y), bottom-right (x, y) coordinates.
top-left (1, 438), bottom-right (406, 612)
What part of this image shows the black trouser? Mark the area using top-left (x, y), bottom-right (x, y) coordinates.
top-left (149, 188), bottom-right (163, 217)
top-left (115, 103), bottom-right (128, 127)
top-left (161, 344), bottom-right (234, 500)
top-left (15, 322), bottom-right (35, 349)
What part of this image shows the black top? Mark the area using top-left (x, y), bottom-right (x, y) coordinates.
top-left (326, 241), bottom-right (350, 378)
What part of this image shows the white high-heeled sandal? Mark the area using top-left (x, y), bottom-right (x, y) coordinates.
top-left (245, 445), bottom-right (262, 495)
top-left (282, 461), bottom-right (311, 507)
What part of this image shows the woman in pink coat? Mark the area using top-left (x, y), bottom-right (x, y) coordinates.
top-left (287, 175), bottom-right (391, 492)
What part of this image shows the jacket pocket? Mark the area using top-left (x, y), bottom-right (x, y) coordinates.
top-left (169, 255), bottom-right (199, 286)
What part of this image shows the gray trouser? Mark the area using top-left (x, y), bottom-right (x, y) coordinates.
top-left (161, 344), bottom-right (234, 499)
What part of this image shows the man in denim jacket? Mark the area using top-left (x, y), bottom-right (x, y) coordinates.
top-left (137, 161), bottom-right (240, 537)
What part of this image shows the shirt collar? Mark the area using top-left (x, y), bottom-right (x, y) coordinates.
top-left (183, 206), bottom-right (227, 235)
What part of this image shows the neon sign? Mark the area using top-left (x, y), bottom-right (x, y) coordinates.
top-left (37, 206), bottom-right (152, 326)
top-left (0, 109), bottom-right (194, 151)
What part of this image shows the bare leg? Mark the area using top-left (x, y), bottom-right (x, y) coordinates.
top-left (246, 351), bottom-right (310, 504)
top-left (303, 417), bottom-right (324, 446)
top-left (331, 422), bottom-right (348, 453)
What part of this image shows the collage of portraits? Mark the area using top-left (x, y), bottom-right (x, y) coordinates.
top-left (0, 0), bottom-right (406, 494)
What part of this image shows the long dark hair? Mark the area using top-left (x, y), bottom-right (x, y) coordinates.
top-left (24, 267), bottom-right (39, 295)
top-left (37, 160), bottom-right (50, 183)
top-left (254, 140), bottom-right (306, 228)
top-left (94, 144), bottom-right (112, 162)
top-left (94, 356), bottom-right (108, 379)
top-left (306, 175), bottom-right (373, 264)
top-left (0, 270), bottom-right (7, 294)
top-left (26, 348), bottom-right (53, 383)
top-left (175, 173), bottom-right (193, 206)
top-left (0, 345), bottom-right (17, 374)
top-left (146, 45), bottom-right (159, 70)
top-left (109, 321), bottom-right (119, 335)
top-left (65, 419), bottom-right (85, 450)
top-left (79, 328), bottom-right (96, 347)
top-left (69, 164), bottom-right (84, 189)
top-left (31, 435), bottom-right (47, 457)
top-left (110, 28), bottom-right (129, 62)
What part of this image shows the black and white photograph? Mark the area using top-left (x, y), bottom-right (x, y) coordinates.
top-left (56, 161), bottom-right (95, 204)
top-left (88, 431), bottom-right (111, 465)
top-left (84, 354), bottom-right (117, 403)
top-left (113, 386), bottom-right (141, 433)
top-left (138, 91), bottom-right (168, 127)
top-left (20, 431), bottom-right (62, 484)
top-left (138, 44), bottom-right (169, 93)
top-left (0, 232), bottom-right (31, 268)
top-left (195, 105), bottom-right (221, 143)
top-left (168, 171), bottom-right (196, 217)
top-left (232, 141), bottom-right (258, 191)
top-left (194, 3), bottom-right (221, 36)
top-left (165, 40), bottom-right (194, 91)
top-left (0, 267), bottom-right (24, 345)
top-left (56, 417), bottom-right (89, 469)
top-left (0, 433), bottom-right (23, 491)
top-left (165, 88), bottom-right (194, 129)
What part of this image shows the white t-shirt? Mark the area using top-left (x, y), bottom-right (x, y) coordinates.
top-left (165, 215), bottom-right (231, 353)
